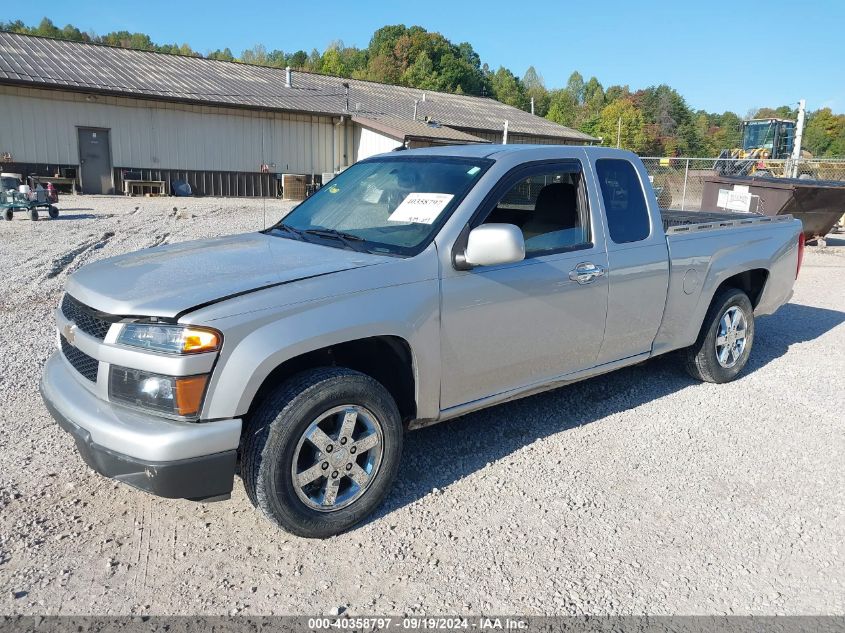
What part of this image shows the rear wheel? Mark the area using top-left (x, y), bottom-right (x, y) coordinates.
top-left (3, 209), bottom-right (12, 221)
top-left (29, 208), bottom-right (38, 221)
top-left (241, 367), bottom-right (403, 538)
top-left (48, 205), bottom-right (59, 219)
top-left (684, 287), bottom-right (755, 383)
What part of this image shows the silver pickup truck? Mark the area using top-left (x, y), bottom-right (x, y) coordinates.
top-left (41, 146), bottom-right (804, 538)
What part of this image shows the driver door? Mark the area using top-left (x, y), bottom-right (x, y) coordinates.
top-left (439, 160), bottom-right (609, 410)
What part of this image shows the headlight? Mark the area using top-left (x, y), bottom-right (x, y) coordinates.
top-left (109, 366), bottom-right (209, 418)
top-left (117, 324), bottom-right (221, 354)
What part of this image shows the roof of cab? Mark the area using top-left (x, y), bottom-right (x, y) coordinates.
top-left (369, 143), bottom-right (627, 161)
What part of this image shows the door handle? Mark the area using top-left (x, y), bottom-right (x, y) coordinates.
top-left (569, 262), bottom-right (606, 284)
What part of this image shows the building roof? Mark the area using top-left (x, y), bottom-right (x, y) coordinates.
top-left (352, 115), bottom-right (490, 144)
top-left (0, 31), bottom-right (596, 143)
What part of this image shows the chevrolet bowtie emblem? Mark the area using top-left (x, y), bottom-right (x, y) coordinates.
top-left (63, 322), bottom-right (77, 345)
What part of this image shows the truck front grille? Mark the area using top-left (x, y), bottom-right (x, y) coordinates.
top-left (60, 335), bottom-right (99, 382)
top-left (61, 294), bottom-right (112, 340)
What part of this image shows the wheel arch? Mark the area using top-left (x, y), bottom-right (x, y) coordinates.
top-left (711, 267), bottom-right (769, 309)
top-left (652, 264), bottom-right (771, 356)
top-left (244, 335), bottom-right (417, 425)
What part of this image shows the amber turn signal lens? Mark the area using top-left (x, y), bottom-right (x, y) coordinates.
top-left (182, 327), bottom-right (221, 354)
top-left (174, 375), bottom-right (209, 416)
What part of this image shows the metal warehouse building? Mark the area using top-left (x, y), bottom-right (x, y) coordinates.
top-left (0, 32), bottom-right (595, 196)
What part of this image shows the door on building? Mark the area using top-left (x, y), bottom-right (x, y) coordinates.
top-left (77, 128), bottom-right (112, 194)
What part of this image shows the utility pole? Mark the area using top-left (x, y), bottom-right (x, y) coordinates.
top-left (616, 116), bottom-right (622, 148)
top-left (530, 97), bottom-right (535, 115)
top-left (503, 120), bottom-right (509, 145)
top-left (791, 99), bottom-right (806, 177)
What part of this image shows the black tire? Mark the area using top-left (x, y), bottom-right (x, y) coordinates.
top-left (3, 209), bottom-right (12, 221)
top-left (48, 205), bottom-right (59, 219)
top-left (241, 367), bottom-right (403, 538)
top-left (29, 208), bottom-right (38, 221)
top-left (684, 287), bottom-right (755, 383)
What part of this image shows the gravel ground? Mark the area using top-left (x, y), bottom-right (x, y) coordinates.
top-left (0, 195), bottom-right (843, 616)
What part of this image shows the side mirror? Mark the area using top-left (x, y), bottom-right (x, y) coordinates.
top-left (463, 223), bottom-right (525, 268)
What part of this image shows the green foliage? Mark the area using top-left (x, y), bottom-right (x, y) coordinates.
top-left (694, 110), bottom-right (742, 156)
top-left (489, 67), bottom-right (527, 109)
top-left (288, 50), bottom-right (308, 68)
top-left (633, 85), bottom-right (703, 155)
top-left (593, 99), bottom-right (653, 154)
top-left (207, 48), bottom-right (235, 62)
top-left (751, 105), bottom-right (798, 120)
top-left (3, 17), bottom-right (843, 156)
top-left (522, 67), bottom-right (550, 116)
top-left (565, 71), bottom-right (585, 104)
top-left (804, 108), bottom-right (845, 157)
top-left (546, 89), bottom-right (578, 127)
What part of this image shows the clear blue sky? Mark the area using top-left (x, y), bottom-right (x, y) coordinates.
top-left (8, 0), bottom-right (844, 115)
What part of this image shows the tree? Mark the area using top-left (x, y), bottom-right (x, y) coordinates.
top-left (582, 76), bottom-right (605, 121)
top-left (401, 51), bottom-right (438, 90)
top-left (523, 66), bottom-right (550, 116)
top-left (34, 17), bottom-right (62, 38)
top-left (804, 108), bottom-right (845, 157)
top-left (368, 24), bottom-right (408, 58)
top-left (489, 67), bottom-right (527, 109)
top-left (546, 89), bottom-right (578, 127)
top-left (635, 84), bottom-right (703, 155)
top-left (320, 44), bottom-right (347, 76)
top-left (240, 44), bottom-right (268, 66)
top-left (565, 71), bottom-right (585, 104)
top-left (604, 84), bottom-right (631, 103)
top-left (287, 50), bottom-right (308, 68)
top-left (305, 48), bottom-right (322, 72)
top-left (752, 105), bottom-right (798, 120)
top-left (522, 66), bottom-right (543, 90)
top-left (208, 48), bottom-right (235, 62)
top-left (594, 99), bottom-right (652, 153)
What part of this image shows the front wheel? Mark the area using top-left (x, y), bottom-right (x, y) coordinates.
top-left (684, 287), bottom-right (755, 383)
top-left (30, 208), bottom-right (39, 221)
top-left (241, 367), bottom-right (403, 538)
top-left (48, 205), bottom-right (59, 219)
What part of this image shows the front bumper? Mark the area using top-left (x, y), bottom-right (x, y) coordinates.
top-left (40, 353), bottom-right (240, 501)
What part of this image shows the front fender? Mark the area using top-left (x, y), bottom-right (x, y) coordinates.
top-left (200, 279), bottom-right (441, 421)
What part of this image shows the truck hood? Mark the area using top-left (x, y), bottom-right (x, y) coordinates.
top-left (65, 232), bottom-right (390, 318)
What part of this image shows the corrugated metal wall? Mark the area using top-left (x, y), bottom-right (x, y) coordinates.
top-left (0, 85), bottom-right (338, 174)
top-left (353, 126), bottom-right (403, 161)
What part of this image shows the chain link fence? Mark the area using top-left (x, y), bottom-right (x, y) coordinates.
top-left (640, 157), bottom-right (845, 210)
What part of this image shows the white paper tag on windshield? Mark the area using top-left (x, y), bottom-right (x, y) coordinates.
top-left (388, 193), bottom-right (454, 224)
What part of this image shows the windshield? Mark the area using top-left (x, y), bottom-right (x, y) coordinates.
top-left (270, 156), bottom-right (491, 256)
top-left (743, 121), bottom-right (776, 151)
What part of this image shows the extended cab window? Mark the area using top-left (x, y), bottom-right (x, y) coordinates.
top-left (481, 165), bottom-right (590, 256)
top-left (595, 159), bottom-right (650, 243)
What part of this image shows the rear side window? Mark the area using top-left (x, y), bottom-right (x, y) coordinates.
top-left (595, 159), bottom-right (650, 243)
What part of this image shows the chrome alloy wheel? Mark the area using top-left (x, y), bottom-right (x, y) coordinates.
top-left (715, 305), bottom-right (748, 369)
top-left (291, 405), bottom-right (384, 512)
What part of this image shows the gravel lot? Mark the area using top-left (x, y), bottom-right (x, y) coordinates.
top-left (0, 195), bottom-right (843, 616)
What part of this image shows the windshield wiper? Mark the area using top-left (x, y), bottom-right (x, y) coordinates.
top-left (266, 222), bottom-right (305, 241)
top-left (302, 228), bottom-right (371, 253)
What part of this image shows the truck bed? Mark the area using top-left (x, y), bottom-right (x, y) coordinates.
top-left (660, 208), bottom-right (795, 235)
